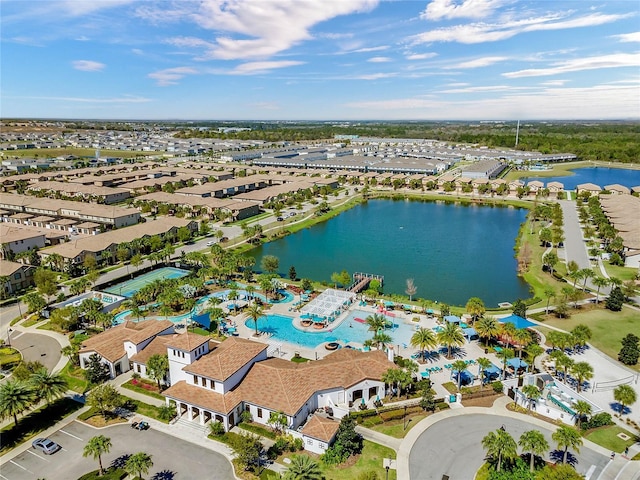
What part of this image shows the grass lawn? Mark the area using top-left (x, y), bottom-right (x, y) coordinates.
top-left (4, 147), bottom-right (160, 159)
top-left (59, 361), bottom-right (91, 393)
top-left (584, 425), bottom-right (639, 453)
top-left (503, 161), bottom-right (593, 182)
top-left (0, 347), bottom-right (21, 369)
top-left (121, 378), bottom-right (166, 401)
top-left (320, 440), bottom-right (397, 480)
top-left (369, 413), bottom-right (428, 438)
top-left (0, 397), bottom-right (84, 454)
top-left (120, 396), bottom-right (171, 423)
top-left (533, 305), bottom-right (640, 371)
top-left (602, 262), bottom-right (639, 283)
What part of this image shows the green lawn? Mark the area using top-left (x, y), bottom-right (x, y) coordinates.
top-left (585, 425), bottom-right (639, 453)
top-left (320, 440), bottom-right (397, 480)
top-left (602, 263), bottom-right (639, 283)
top-left (59, 361), bottom-right (91, 393)
top-left (369, 413), bottom-right (428, 438)
top-left (120, 396), bottom-right (172, 423)
top-left (0, 347), bottom-right (21, 370)
top-left (503, 160), bottom-right (594, 182)
top-left (534, 305), bottom-right (640, 371)
top-left (121, 379), bottom-right (166, 401)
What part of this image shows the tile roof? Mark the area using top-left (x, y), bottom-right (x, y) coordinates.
top-left (80, 320), bottom-right (173, 363)
top-left (162, 380), bottom-right (240, 414)
top-left (301, 415), bottom-right (340, 443)
top-left (183, 337), bottom-right (267, 381)
top-left (130, 335), bottom-right (173, 365)
top-left (165, 332), bottom-right (210, 351)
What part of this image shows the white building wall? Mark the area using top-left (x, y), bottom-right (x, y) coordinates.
top-left (221, 350), bottom-right (268, 393)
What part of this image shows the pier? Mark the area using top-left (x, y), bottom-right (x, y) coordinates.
top-left (347, 272), bottom-right (384, 293)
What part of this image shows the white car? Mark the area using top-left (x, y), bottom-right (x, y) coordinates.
top-left (206, 240), bottom-right (215, 246)
top-left (32, 438), bottom-right (61, 455)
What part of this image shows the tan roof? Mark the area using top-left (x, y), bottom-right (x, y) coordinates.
top-left (0, 260), bottom-right (31, 276)
top-left (577, 183), bottom-right (602, 191)
top-left (80, 319), bottom-right (173, 363)
top-left (162, 380), bottom-right (241, 414)
top-left (605, 184), bottom-right (631, 194)
top-left (0, 224), bottom-right (46, 243)
top-left (301, 415), bottom-right (340, 442)
top-left (166, 332), bottom-right (209, 351)
top-left (235, 349), bottom-right (395, 416)
top-left (183, 337), bottom-right (267, 381)
top-left (130, 335), bottom-right (173, 365)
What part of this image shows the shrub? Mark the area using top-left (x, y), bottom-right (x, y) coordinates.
top-left (209, 421), bottom-right (225, 436)
top-left (581, 412), bottom-right (613, 430)
top-left (492, 381), bottom-right (504, 394)
top-left (158, 405), bottom-right (176, 422)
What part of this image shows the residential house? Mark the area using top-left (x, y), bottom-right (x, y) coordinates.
top-left (0, 260), bottom-right (35, 295)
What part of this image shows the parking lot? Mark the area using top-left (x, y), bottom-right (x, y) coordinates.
top-left (0, 421), bottom-right (234, 480)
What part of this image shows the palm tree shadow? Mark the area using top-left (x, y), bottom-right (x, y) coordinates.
top-left (152, 470), bottom-right (176, 480)
top-left (110, 454), bottom-right (131, 469)
top-left (610, 402), bottom-right (631, 415)
top-left (549, 450), bottom-right (578, 467)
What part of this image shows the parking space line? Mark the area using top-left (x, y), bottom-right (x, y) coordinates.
top-left (0, 473), bottom-right (10, 479)
top-left (9, 460), bottom-right (33, 473)
top-left (59, 429), bottom-right (83, 441)
top-left (26, 450), bottom-right (49, 462)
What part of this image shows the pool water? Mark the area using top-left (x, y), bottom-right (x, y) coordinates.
top-left (246, 309), bottom-right (417, 349)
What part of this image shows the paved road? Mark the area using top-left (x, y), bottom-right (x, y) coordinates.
top-left (1, 302), bottom-right (25, 343)
top-left (0, 420), bottom-right (235, 480)
top-left (559, 199), bottom-right (591, 270)
top-left (7, 331), bottom-right (61, 372)
top-left (408, 414), bottom-right (609, 480)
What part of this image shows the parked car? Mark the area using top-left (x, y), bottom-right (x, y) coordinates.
top-left (206, 240), bottom-right (215, 246)
top-left (131, 421), bottom-right (150, 431)
top-left (276, 217), bottom-right (284, 221)
top-left (32, 438), bottom-right (61, 455)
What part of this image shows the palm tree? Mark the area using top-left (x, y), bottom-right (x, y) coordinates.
top-left (283, 454), bottom-right (323, 480)
top-left (568, 270), bottom-right (582, 289)
top-left (579, 268), bottom-right (594, 291)
top-left (373, 331), bottom-right (393, 350)
top-left (573, 400), bottom-right (592, 429)
top-left (381, 368), bottom-right (402, 399)
top-left (410, 328), bottom-right (437, 362)
top-left (481, 428), bottom-right (517, 472)
top-left (519, 430), bottom-right (549, 472)
top-left (592, 276), bottom-right (609, 303)
top-left (405, 278), bottom-right (417, 302)
top-left (147, 354), bottom-right (169, 392)
top-left (0, 379), bottom-right (35, 426)
top-left (159, 304), bottom-right (173, 321)
top-left (246, 303), bottom-right (264, 336)
top-left (477, 357), bottom-right (492, 388)
top-left (500, 322), bottom-right (516, 349)
top-left (521, 384), bottom-right (541, 413)
top-left (83, 435), bottom-right (112, 476)
top-left (451, 360), bottom-right (468, 391)
top-left (570, 362), bottom-right (593, 393)
top-left (437, 322), bottom-right (465, 358)
top-left (29, 368), bottom-right (67, 405)
top-left (512, 329), bottom-right (531, 358)
top-left (365, 313), bottom-right (387, 332)
top-left (495, 347), bottom-right (514, 380)
top-left (465, 297), bottom-right (485, 325)
top-left (525, 343), bottom-right (544, 374)
top-left (543, 287), bottom-right (555, 315)
top-left (553, 352), bottom-right (574, 382)
top-left (552, 425), bottom-right (582, 464)
top-left (245, 285), bottom-right (256, 304)
top-left (125, 452), bottom-right (153, 480)
top-left (475, 316), bottom-right (500, 346)
top-left (613, 385), bottom-right (637, 417)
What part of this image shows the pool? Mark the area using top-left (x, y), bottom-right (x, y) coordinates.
top-left (245, 309), bottom-right (416, 349)
top-left (208, 289), bottom-right (293, 304)
top-left (103, 267), bottom-right (190, 298)
top-left (112, 309), bottom-right (193, 325)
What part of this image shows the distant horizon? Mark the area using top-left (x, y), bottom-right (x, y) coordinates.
top-left (2, 1), bottom-right (638, 120)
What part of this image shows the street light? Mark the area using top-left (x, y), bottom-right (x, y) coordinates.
top-left (403, 405), bottom-right (408, 430)
top-left (385, 465), bottom-right (389, 480)
top-left (7, 328), bottom-right (12, 348)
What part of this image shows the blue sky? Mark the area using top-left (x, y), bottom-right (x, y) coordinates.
top-left (2, 0), bottom-right (639, 120)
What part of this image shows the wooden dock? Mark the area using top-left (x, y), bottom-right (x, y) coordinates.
top-left (347, 272), bottom-right (384, 293)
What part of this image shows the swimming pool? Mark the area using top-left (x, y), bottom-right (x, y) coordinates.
top-left (103, 267), bottom-right (190, 298)
top-left (208, 289), bottom-right (293, 304)
top-left (245, 309), bottom-right (417, 349)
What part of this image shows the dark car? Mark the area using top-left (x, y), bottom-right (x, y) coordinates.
top-left (276, 217), bottom-right (284, 221)
top-left (32, 438), bottom-right (61, 455)
top-left (132, 421), bottom-right (150, 431)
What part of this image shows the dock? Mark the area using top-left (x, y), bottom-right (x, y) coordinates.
top-left (347, 272), bottom-right (384, 293)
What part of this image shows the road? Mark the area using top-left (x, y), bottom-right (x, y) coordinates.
top-left (1, 302), bottom-right (25, 344)
top-left (408, 413), bottom-right (609, 480)
top-left (0, 420), bottom-right (234, 480)
top-left (7, 332), bottom-right (61, 372)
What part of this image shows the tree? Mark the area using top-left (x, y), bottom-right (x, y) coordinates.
top-left (365, 313), bottom-right (387, 333)
top-left (420, 386), bottom-right (436, 412)
top-left (288, 266), bottom-right (297, 281)
top-left (283, 455), bottom-right (323, 480)
top-left (481, 428), bottom-right (517, 472)
top-left (592, 276), bottom-right (609, 303)
top-left (34, 268), bottom-right (58, 299)
top-left (130, 253), bottom-right (143, 276)
top-left (613, 384), bottom-right (637, 417)
top-left (86, 384), bottom-right (121, 419)
top-left (543, 287), bottom-right (555, 315)
top-left (0, 379), bottom-right (35, 426)
top-left (605, 286), bottom-right (624, 311)
top-left (146, 354), bottom-right (169, 392)
top-left (334, 415), bottom-right (363, 456)
top-left (261, 255), bottom-right (279, 275)
top-left (573, 400), bottom-right (592, 429)
top-left (246, 303), bottom-right (264, 336)
top-left (512, 299), bottom-right (527, 319)
top-left (84, 353), bottom-right (111, 384)
top-left (437, 321), bottom-right (465, 358)
top-left (497, 348), bottom-right (515, 380)
top-left (229, 433), bottom-right (262, 472)
top-left (29, 368), bottom-right (67, 405)
top-left (543, 252), bottom-right (558, 276)
top-left (512, 329), bottom-right (531, 358)
top-left (476, 357), bottom-right (492, 388)
top-left (521, 384), bottom-right (541, 413)
top-left (552, 425), bottom-right (582, 464)
top-left (465, 297), bottom-right (485, 325)
top-left (24, 292), bottom-right (46, 314)
top-left (405, 278), bottom-right (417, 301)
top-left (519, 429), bottom-right (549, 472)
top-left (83, 435), bottom-right (112, 477)
top-left (570, 362), bottom-right (593, 393)
top-left (536, 463), bottom-right (584, 480)
top-left (553, 352), bottom-right (574, 382)
top-left (268, 411), bottom-right (288, 435)
top-left (410, 327), bottom-right (437, 362)
top-left (618, 334), bottom-right (640, 366)
top-left (570, 324), bottom-right (591, 349)
top-left (525, 343), bottom-right (544, 373)
top-left (372, 331), bottom-right (393, 350)
top-left (451, 360), bottom-right (469, 391)
top-left (578, 268), bottom-right (593, 292)
top-left (125, 452), bottom-right (153, 480)
top-left (476, 316), bottom-right (500, 346)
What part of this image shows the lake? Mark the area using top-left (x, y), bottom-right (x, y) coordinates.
top-left (250, 199), bottom-right (531, 307)
top-left (521, 167), bottom-right (640, 190)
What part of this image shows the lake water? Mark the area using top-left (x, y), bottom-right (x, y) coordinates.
top-left (250, 199), bottom-right (530, 307)
top-left (521, 167), bottom-right (640, 190)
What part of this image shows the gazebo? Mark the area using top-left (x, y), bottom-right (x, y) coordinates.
top-left (300, 288), bottom-right (355, 321)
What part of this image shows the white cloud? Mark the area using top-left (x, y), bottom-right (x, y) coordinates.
top-left (367, 56), bottom-right (392, 63)
top-left (405, 53), bottom-right (438, 60)
top-left (12, 95), bottom-right (151, 104)
top-left (183, 0), bottom-right (379, 60)
top-left (613, 32), bottom-right (640, 43)
top-left (438, 85), bottom-right (526, 93)
top-left (447, 56), bottom-right (507, 69)
top-left (148, 67), bottom-right (198, 86)
top-left (351, 72), bottom-right (397, 80)
top-left (412, 12), bottom-right (631, 45)
top-left (59, 0), bottom-right (136, 16)
top-left (421, 0), bottom-right (506, 21)
top-left (230, 61), bottom-right (305, 75)
top-left (540, 80), bottom-right (569, 86)
top-left (72, 60), bottom-right (105, 72)
top-left (503, 53), bottom-right (640, 78)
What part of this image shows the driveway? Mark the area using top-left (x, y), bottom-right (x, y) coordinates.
top-left (0, 420), bottom-right (235, 480)
top-left (7, 332), bottom-right (61, 372)
top-left (408, 413), bottom-right (609, 480)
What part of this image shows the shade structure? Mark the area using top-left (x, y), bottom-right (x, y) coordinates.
top-left (500, 314), bottom-right (536, 329)
top-left (463, 327), bottom-right (478, 339)
top-left (483, 364), bottom-right (501, 376)
top-left (300, 288), bottom-right (355, 319)
top-left (444, 315), bottom-right (461, 324)
top-left (507, 357), bottom-right (528, 369)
